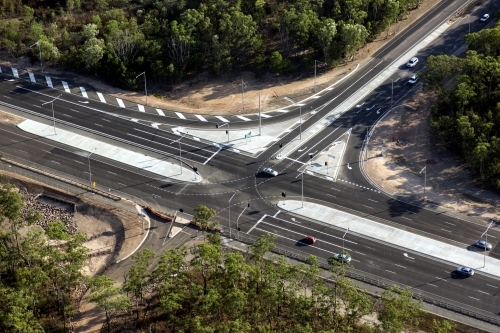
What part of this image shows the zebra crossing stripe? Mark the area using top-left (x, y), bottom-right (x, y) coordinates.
top-left (195, 115), bottom-right (208, 122)
top-left (28, 72), bottom-right (36, 82)
top-left (174, 112), bottom-right (185, 119)
top-left (62, 81), bottom-right (71, 93)
top-left (260, 114), bottom-right (271, 118)
top-left (116, 98), bottom-right (125, 108)
top-left (215, 116), bottom-right (230, 122)
top-left (157, 109), bottom-right (166, 116)
top-left (97, 92), bottom-right (106, 103)
top-left (236, 115), bottom-right (251, 121)
top-left (138, 105), bottom-right (145, 112)
top-left (46, 76), bottom-right (53, 88)
top-left (276, 109), bottom-right (288, 113)
top-left (12, 68), bottom-right (19, 78)
top-left (0, 67), bottom-right (2, 73)
top-left (80, 87), bottom-right (88, 98)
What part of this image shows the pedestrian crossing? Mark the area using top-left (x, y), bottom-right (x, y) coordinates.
top-left (4, 66), bottom-right (305, 123)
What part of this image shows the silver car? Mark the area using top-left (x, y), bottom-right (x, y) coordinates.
top-left (480, 14), bottom-right (490, 22)
top-left (407, 57), bottom-right (419, 68)
top-left (263, 167), bottom-right (278, 176)
top-left (408, 74), bottom-right (419, 85)
top-left (476, 240), bottom-right (492, 250)
top-left (456, 266), bottom-right (474, 276)
top-left (330, 253), bottom-right (352, 263)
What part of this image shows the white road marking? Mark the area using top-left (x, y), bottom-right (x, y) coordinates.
top-left (354, 251), bottom-right (366, 255)
top-left (436, 277), bottom-right (447, 281)
top-left (175, 112), bottom-right (185, 119)
top-left (102, 118), bottom-right (110, 122)
top-left (195, 115), bottom-right (208, 122)
top-left (366, 246), bottom-right (376, 250)
top-left (203, 148), bottom-right (222, 165)
top-left (325, 194), bottom-right (336, 198)
top-left (427, 283), bottom-right (438, 287)
top-left (215, 116), bottom-right (230, 122)
top-left (116, 98), bottom-right (125, 108)
top-left (401, 217), bottom-right (411, 221)
top-left (108, 171), bottom-right (117, 175)
top-left (403, 253), bottom-right (415, 259)
top-left (12, 68), bottom-right (19, 78)
top-left (395, 264), bottom-right (406, 269)
top-left (236, 115), bottom-right (252, 121)
top-left (363, 205), bottom-right (373, 209)
top-left (477, 290), bottom-right (489, 295)
top-left (440, 228), bottom-right (451, 232)
top-left (117, 182), bottom-right (126, 186)
top-left (51, 160), bottom-right (60, 164)
top-left (151, 123), bottom-right (160, 129)
top-left (444, 222), bottom-right (456, 226)
top-left (156, 109), bottom-right (165, 116)
top-left (94, 123), bottom-right (103, 127)
top-left (385, 270), bottom-right (396, 274)
top-left (74, 160), bottom-right (84, 164)
top-left (487, 284), bottom-right (498, 288)
top-left (368, 199), bottom-right (378, 202)
top-left (330, 187), bottom-right (341, 191)
top-left (385, 97), bottom-right (390, 101)
top-left (97, 92), bottom-right (106, 103)
top-left (260, 114), bottom-right (272, 118)
top-left (276, 109), bottom-right (288, 113)
top-left (138, 104), bottom-right (145, 112)
top-left (468, 296), bottom-right (480, 301)
top-left (28, 72), bottom-right (36, 82)
top-left (62, 81), bottom-right (71, 93)
top-left (80, 87), bottom-right (88, 98)
top-left (274, 210), bottom-right (281, 217)
top-left (248, 214), bottom-right (267, 234)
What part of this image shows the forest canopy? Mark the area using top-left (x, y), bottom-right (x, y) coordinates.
top-left (422, 20), bottom-right (500, 190)
top-left (0, 0), bottom-right (425, 88)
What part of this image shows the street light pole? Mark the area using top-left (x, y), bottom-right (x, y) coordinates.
top-left (87, 148), bottom-right (97, 188)
top-left (258, 92), bottom-right (261, 136)
top-left (228, 191), bottom-right (236, 238)
top-left (30, 41), bottom-right (43, 73)
top-left (342, 228), bottom-right (350, 254)
top-left (216, 123), bottom-right (230, 142)
top-left (296, 168), bottom-right (307, 208)
top-left (236, 203), bottom-right (250, 238)
top-left (135, 71), bottom-right (148, 106)
top-left (41, 94), bottom-right (62, 135)
top-left (171, 133), bottom-right (187, 174)
top-left (390, 79), bottom-right (394, 112)
top-left (481, 222), bottom-right (493, 268)
top-left (419, 165), bottom-right (427, 200)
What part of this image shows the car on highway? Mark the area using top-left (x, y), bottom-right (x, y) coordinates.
top-left (303, 235), bottom-right (316, 244)
top-left (456, 266), bottom-right (474, 276)
top-left (408, 74), bottom-right (419, 85)
top-left (329, 253), bottom-right (352, 263)
top-left (476, 239), bottom-right (492, 250)
top-left (480, 14), bottom-right (490, 22)
top-left (262, 167), bottom-right (278, 176)
top-left (406, 57), bottom-right (419, 68)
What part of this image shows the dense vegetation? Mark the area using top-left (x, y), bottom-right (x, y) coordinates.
top-left (0, 0), bottom-right (425, 88)
top-left (0, 183), bottom-right (457, 333)
top-left (422, 20), bottom-right (500, 190)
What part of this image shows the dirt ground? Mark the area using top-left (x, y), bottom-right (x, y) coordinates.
top-left (365, 91), bottom-right (500, 221)
top-left (0, 0), bottom-right (458, 115)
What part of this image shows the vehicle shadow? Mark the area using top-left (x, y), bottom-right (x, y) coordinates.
top-left (450, 271), bottom-right (471, 280)
top-left (466, 244), bottom-right (486, 252)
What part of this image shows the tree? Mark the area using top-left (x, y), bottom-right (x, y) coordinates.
top-left (193, 204), bottom-right (218, 230)
top-left (378, 285), bottom-right (423, 333)
top-left (81, 24), bottom-right (105, 70)
top-left (318, 18), bottom-right (337, 62)
top-left (340, 23), bottom-right (369, 61)
top-left (89, 275), bottom-right (130, 332)
top-left (432, 318), bottom-right (454, 333)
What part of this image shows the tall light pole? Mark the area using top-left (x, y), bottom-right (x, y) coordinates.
top-left (258, 92), bottom-right (261, 136)
top-left (296, 168), bottom-right (307, 208)
top-left (314, 60), bottom-right (326, 93)
top-left (87, 148), bottom-right (97, 188)
top-left (216, 123), bottom-right (229, 142)
top-left (236, 202), bottom-right (250, 238)
top-left (284, 97), bottom-right (302, 140)
top-left (390, 79), bottom-right (394, 112)
top-left (342, 228), bottom-right (350, 254)
top-left (41, 94), bottom-right (62, 135)
top-left (481, 222), bottom-right (493, 268)
top-left (30, 41), bottom-right (43, 73)
top-left (419, 165), bottom-right (427, 200)
top-left (228, 191), bottom-right (236, 238)
top-left (170, 133), bottom-right (187, 174)
top-left (136, 71), bottom-right (147, 106)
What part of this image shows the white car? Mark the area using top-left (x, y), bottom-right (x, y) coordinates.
top-left (330, 253), bottom-right (352, 263)
top-left (263, 167), bottom-right (278, 176)
top-left (480, 14), bottom-right (490, 22)
top-left (406, 57), bottom-right (419, 68)
top-left (476, 240), bottom-right (492, 250)
top-left (456, 266), bottom-right (474, 276)
top-left (408, 74), bottom-right (418, 85)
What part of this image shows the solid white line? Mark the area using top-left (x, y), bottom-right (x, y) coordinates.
top-left (248, 214), bottom-right (267, 234)
top-left (203, 148), bottom-right (222, 165)
top-left (175, 112), bottom-right (185, 119)
top-left (45, 76), bottom-right (53, 88)
top-left (116, 98), bottom-right (125, 108)
top-left (96, 92), bottom-right (106, 103)
top-left (62, 81), bottom-right (71, 93)
top-left (236, 115), bottom-right (252, 121)
top-left (274, 210), bottom-right (281, 217)
top-left (80, 87), bottom-right (88, 98)
top-left (138, 104), bottom-right (145, 112)
top-left (215, 116), bottom-right (230, 122)
top-left (195, 115), bottom-right (208, 122)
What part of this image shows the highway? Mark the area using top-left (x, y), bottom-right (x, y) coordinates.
top-left (1, 0), bottom-right (500, 321)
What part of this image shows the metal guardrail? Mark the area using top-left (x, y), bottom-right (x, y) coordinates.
top-left (222, 227), bottom-right (500, 326)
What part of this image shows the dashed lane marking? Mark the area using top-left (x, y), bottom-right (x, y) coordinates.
top-left (174, 111), bottom-right (185, 118)
top-left (138, 104), bottom-right (145, 112)
top-left (97, 92), bottom-right (106, 103)
top-left (80, 87), bottom-right (88, 98)
top-left (195, 115), bottom-right (208, 122)
top-left (236, 115), bottom-right (252, 121)
top-left (260, 114), bottom-right (272, 118)
top-left (46, 76), bottom-right (53, 88)
top-left (215, 116), bottom-right (230, 122)
top-left (62, 81), bottom-right (71, 93)
top-left (28, 72), bottom-right (36, 82)
top-left (117, 98), bottom-right (125, 108)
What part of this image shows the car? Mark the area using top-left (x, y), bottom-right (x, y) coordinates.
top-left (480, 14), bottom-right (490, 22)
top-left (262, 167), bottom-right (278, 176)
top-left (303, 236), bottom-right (316, 244)
top-left (408, 74), bottom-right (419, 84)
top-left (456, 266), bottom-right (474, 276)
top-left (406, 57), bottom-right (419, 68)
top-left (476, 240), bottom-right (492, 250)
top-left (330, 253), bottom-right (352, 263)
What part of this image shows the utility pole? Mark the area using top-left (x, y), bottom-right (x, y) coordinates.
top-left (258, 92), bottom-right (261, 136)
top-left (420, 165), bottom-right (427, 200)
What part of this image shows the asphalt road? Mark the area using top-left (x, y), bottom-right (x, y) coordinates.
top-left (1, 0), bottom-right (500, 319)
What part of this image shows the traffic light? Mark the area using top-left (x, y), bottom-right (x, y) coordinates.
top-left (282, 192), bottom-right (286, 198)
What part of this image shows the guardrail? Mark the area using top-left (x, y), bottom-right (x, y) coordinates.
top-left (222, 227), bottom-right (500, 326)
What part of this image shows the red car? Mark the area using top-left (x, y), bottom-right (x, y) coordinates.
top-left (303, 236), bottom-right (316, 244)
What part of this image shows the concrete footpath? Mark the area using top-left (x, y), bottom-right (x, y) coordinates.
top-left (277, 200), bottom-right (500, 278)
top-left (18, 119), bottom-right (199, 182)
